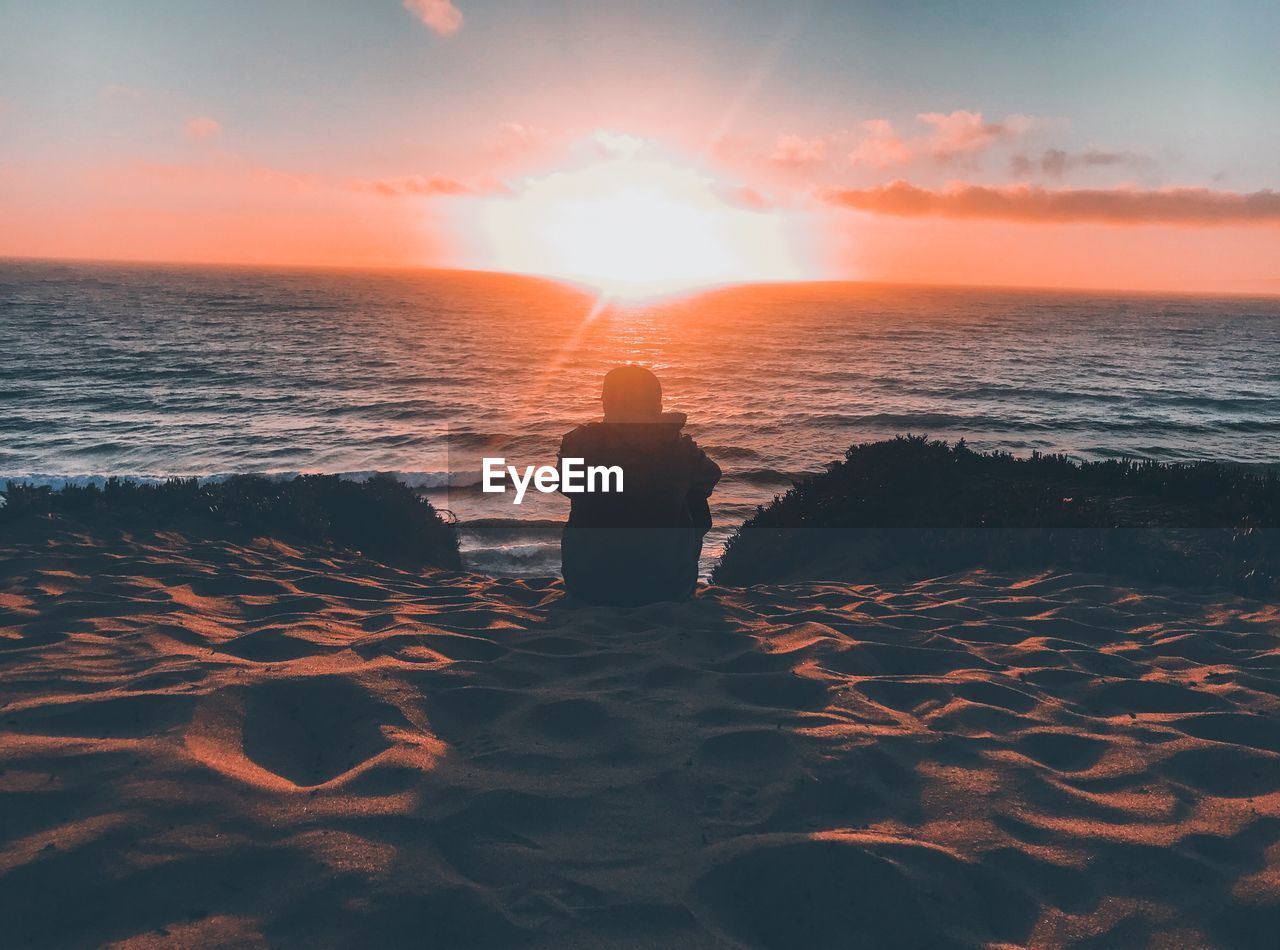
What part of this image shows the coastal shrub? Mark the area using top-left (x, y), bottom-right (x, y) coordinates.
top-left (0, 474), bottom-right (462, 570)
top-left (712, 436), bottom-right (1280, 593)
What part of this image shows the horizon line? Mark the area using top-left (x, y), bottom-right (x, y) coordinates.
top-left (2, 252), bottom-right (1279, 301)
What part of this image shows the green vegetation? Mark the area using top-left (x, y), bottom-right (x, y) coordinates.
top-left (713, 436), bottom-right (1279, 592)
top-left (1, 474), bottom-right (462, 570)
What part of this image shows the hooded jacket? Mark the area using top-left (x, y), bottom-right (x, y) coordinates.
top-left (558, 411), bottom-right (721, 606)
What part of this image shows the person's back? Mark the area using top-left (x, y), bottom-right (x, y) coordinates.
top-left (559, 366), bottom-right (720, 606)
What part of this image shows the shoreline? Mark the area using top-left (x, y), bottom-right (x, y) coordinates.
top-left (7, 438), bottom-right (1280, 585)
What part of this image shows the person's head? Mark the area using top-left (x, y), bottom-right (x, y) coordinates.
top-left (601, 365), bottom-right (663, 422)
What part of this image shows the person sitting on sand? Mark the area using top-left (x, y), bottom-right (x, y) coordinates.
top-left (558, 365), bottom-right (721, 606)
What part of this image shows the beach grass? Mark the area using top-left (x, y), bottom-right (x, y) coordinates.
top-left (0, 473), bottom-right (462, 570)
top-left (713, 435), bottom-right (1280, 591)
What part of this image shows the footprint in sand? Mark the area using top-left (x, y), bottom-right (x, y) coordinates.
top-left (1087, 677), bottom-right (1228, 714)
top-left (517, 697), bottom-right (633, 759)
top-left (217, 627), bottom-right (329, 662)
top-left (1159, 745), bottom-right (1280, 798)
top-left (687, 836), bottom-right (1036, 949)
top-left (1171, 712), bottom-right (1280, 754)
top-left (422, 685), bottom-right (525, 737)
top-left (186, 674), bottom-right (440, 790)
top-left (6, 692), bottom-right (196, 739)
top-left (1014, 730), bottom-right (1109, 772)
top-left (241, 677), bottom-right (400, 786)
top-left (696, 729), bottom-right (797, 781)
top-left (720, 671), bottom-right (831, 710)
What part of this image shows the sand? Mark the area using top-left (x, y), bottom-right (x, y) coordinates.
top-left (2, 525), bottom-right (1279, 948)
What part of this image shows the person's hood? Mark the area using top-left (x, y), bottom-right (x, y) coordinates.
top-left (600, 410), bottom-right (686, 427)
top-left (573, 412), bottom-right (688, 451)
top-left (610, 412), bottom-right (685, 443)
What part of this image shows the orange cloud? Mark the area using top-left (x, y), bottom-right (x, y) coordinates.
top-left (184, 116), bottom-right (222, 141)
top-left (357, 174), bottom-right (507, 197)
top-left (403, 0), bottom-right (462, 36)
top-left (360, 175), bottom-right (470, 197)
top-left (918, 110), bottom-right (1033, 161)
top-left (823, 181), bottom-right (1280, 225)
top-left (849, 111), bottom-right (1035, 169)
top-left (770, 134), bottom-right (828, 169)
top-left (847, 119), bottom-right (913, 169)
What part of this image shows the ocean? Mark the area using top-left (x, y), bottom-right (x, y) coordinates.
top-left (4, 259), bottom-right (1280, 576)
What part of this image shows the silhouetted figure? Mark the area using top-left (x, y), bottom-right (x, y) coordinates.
top-left (559, 366), bottom-right (721, 606)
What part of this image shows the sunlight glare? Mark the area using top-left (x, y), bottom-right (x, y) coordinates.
top-left (461, 134), bottom-right (813, 296)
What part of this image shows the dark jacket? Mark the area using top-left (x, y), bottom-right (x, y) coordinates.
top-left (558, 412), bottom-right (721, 606)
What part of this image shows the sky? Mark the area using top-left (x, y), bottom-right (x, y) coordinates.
top-left (1, 0), bottom-right (1278, 292)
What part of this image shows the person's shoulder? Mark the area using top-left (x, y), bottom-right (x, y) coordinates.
top-left (673, 432), bottom-right (705, 454)
top-left (676, 433), bottom-right (721, 478)
top-left (668, 432), bottom-right (709, 464)
top-left (560, 422), bottom-right (602, 451)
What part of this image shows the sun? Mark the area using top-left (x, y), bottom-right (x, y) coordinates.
top-left (456, 133), bottom-right (814, 296)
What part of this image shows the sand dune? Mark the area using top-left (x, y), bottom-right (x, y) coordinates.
top-left (2, 526), bottom-right (1279, 947)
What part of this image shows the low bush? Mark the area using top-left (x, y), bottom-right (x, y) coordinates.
top-left (1, 474), bottom-right (462, 570)
top-left (713, 436), bottom-right (1279, 592)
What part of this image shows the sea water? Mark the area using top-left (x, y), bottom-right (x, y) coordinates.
top-left (4, 259), bottom-right (1279, 575)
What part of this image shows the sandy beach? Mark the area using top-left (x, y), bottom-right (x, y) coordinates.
top-left (3, 523), bottom-right (1278, 947)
